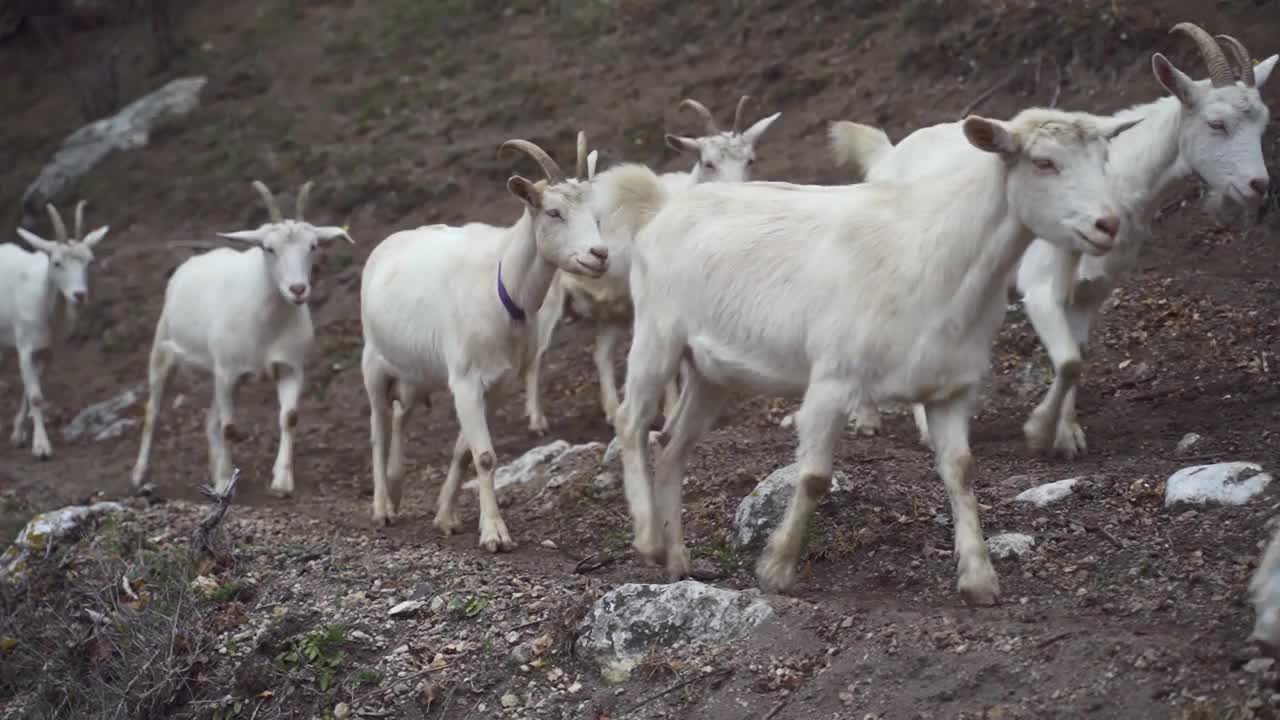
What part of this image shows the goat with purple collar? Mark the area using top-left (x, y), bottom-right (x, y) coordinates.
top-left (358, 135), bottom-right (609, 552)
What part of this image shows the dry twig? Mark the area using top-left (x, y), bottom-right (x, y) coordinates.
top-left (190, 469), bottom-right (238, 562)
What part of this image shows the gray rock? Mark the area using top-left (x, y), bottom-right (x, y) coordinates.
top-left (591, 472), bottom-right (620, 497)
top-left (1164, 463), bottom-right (1273, 508)
top-left (986, 533), bottom-right (1035, 560)
top-left (732, 464), bottom-right (851, 552)
top-left (63, 383), bottom-right (144, 443)
top-left (576, 580), bottom-right (772, 682)
top-left (464, 439), bottom-right (605, 492)
top-left (1175, 433), bottom-right (1203, 457)
top-left (1014, 477), bottom-right (1081, 508)
top-left (1, 502), bottom-right (125, 583)
top-left (20, 77), bottom-right (207, 224)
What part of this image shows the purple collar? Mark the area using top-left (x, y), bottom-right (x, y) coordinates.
top-left (497, 262), bottom-right (526, 323)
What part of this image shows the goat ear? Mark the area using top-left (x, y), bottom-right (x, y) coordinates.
top-left (508, 176), bottom-right (542, 208)
top-left (313, 225), bottom-right (355, 244)
top-left (741, 111), bottom-right (781, 145)
top-left (217, 229), bottom-right (267, 245)
top-left (16, 227), bottom-right (58, 254)
top-left (962, 116), bottom-right (1018, 155)
top-left (1152, 53), bottom-right (1199, 107)
top-left (1255, 54), bottom-right (1278, 90)
top-left (81, 225), bottom-right (110, 247)
top-left (664, 134), bottom-right (700, 155)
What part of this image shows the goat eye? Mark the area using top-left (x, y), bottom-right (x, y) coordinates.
top-left (704, 161), bottom-right (715, 170)
top-left (1032, 158), bottom-right (1057, 172)
top-left (546, 209), bottom-right (563, 220)
top-left (264, 246), bottom-right (276, 255)
top-left (1208, 120), bottom-right (1227, 132)
top-left (747, 158), bottom-right (756, 165)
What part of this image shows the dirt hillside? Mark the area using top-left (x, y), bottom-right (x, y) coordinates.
top-left (3, 0), bottom-right (1280, 718)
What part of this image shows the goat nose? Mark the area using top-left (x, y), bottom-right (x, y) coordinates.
top-left (72, 290), bottom-right (86, 303)
top-left (289, 283), bottom-right (307, 297)
top-left (1251, 177), bottom-right (1271, 197)
top-left (589, 246), bottom-right (609, 261)
top-left (1094, 215), bottom-right (1120, 238)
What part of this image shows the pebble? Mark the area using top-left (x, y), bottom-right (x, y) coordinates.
top-left (501, 692), bottom-right (521, 708)
top-left (1245, 657), bottom-right (1276, 674)
top-left (333, 702), bottom-right (351, 719)
top-left (388, 599), bottom-right (425, 617)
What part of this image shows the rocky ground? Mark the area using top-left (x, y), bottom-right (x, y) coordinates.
top-left (3, 0), bottom-right (1280, 718)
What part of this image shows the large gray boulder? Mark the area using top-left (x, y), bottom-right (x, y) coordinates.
top-left (576, 580), bottom-right (773, 682)
top-left (20, 76), bottom-right (207, 224)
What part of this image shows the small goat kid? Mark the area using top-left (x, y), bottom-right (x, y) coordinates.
top-left (2, 201), bottom-right (109, 458)
top-left (836, 23), bottom-right (1276, 454)
top-left (524, 97), bottom-right (779, 434)
top-left (614, 107), bottom-right (1140, 604)
top-left (360, 138), bottom-right (609, 552)
top-left (130, 180), bottom-right (352, 495)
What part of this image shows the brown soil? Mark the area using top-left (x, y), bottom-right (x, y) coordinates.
top-left (3, 0), bottom-right (1280, 718)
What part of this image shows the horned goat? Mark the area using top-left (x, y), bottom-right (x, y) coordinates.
top-left (2, 201), bottom-right (110, 459)
top-left (833, 23), bottom-right (1276, 454)
top-left (359, 136), bottom-right (611, 552)
top-left (130, 180), bottom-right (353, 495)
top-left (522, 134), bottom-right (669, 433)
top-left (523, 97), bottom-right (779, 434)
top-left (613, 106), bottom-right (1140, 605)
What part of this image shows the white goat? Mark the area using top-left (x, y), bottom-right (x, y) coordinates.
top-left (523, 97), bottom-right (779, 434)
top-left (613, 107), bottom-right (1140, 605)
top-left (130, 181), bottom-right (353, 494)
top-left (359, 137), bottom-right (614, 552)
top-left (660, 95), bottom-right (782, 191)
top-left (834, 23), bottom-right (1276, 454)
top-left (2, 201), bottom-right (109, 459)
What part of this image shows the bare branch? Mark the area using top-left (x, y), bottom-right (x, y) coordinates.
top-left (190, 469), bottom-right (238, 562)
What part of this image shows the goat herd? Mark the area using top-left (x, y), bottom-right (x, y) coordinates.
top-left (4, 21), bottom-right (1280, 648)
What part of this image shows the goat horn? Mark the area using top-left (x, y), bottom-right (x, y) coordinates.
top-left (73, 199), bottom-right (87, 241)
top-left (295, 180), bottom-right (314, 222)
top-left (1170, 22), bottom-right (1234, 87)
top-left (499, 139), bottom-right (566, 184)
top-left (251, 180), bottom-right (284, 222)
top-left (732, 95), bottom-right (752, 134)
top-left (575, 131), bottom-right (588, 180)
top-left (1215, 34), bottom-right (1256, 87)
top-left (678, 98), bottom-right (719, 134)
top-left (45, 203), bottom-right (68, 242)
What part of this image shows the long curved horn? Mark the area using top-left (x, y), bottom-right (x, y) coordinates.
top-left (1215, 34), bottom-right (1256, 87)
top-left (575, 131), bottom-right (588, 179)
top-left (295, 180), bottom-right (314, 222)
top-left (45, 203), bottom-right (68, 242)
top-left (499, 139), bottom-right (566, 184)
top-left (678, 98), bottom-right (718, 135)
top-left (732, 95), bottom-right (752, 134)
top-left (73, 199), bottom-right (86, 241)
top-left (1171, 22), bottom-right (1234, 87)
top-left (251, 180), bottom-right (284, 222)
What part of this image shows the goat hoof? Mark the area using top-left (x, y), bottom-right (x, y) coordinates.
top-left (755, 552), bottom-right (797, 594)
top-left (665, 547), bottom-right (691, 581)
top-left (958, 570), bottom-right (1001, 607)
top-left (528, 416), bottom-right (549, 435)
top-left (855, 423), bottom-right (880, 437)
top-left (478, 526), bottom-right (515, 553)
top-left (373, 512), bottom-right (395, 528)
top-left (433, 510), bottom-right (461, 536)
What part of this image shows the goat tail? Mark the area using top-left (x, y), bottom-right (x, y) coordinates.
top-left (828, 120), bottom-right (892, 181)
